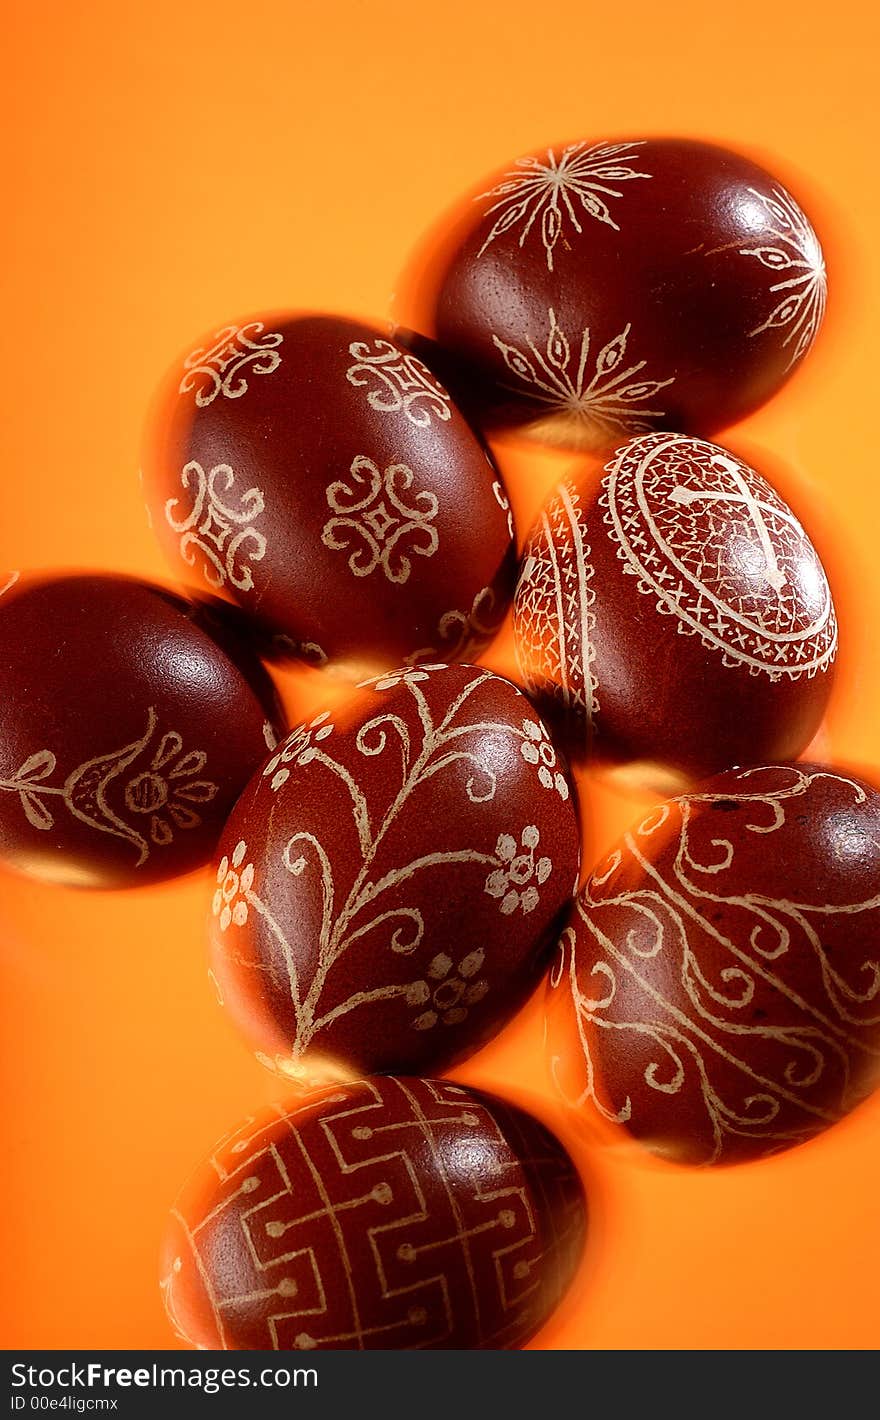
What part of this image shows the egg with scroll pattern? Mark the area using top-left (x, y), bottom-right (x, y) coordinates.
top-left (0, 572), bottom-right (282, 887)
top-left (161, 1075), bottom-right (586, 1350)
top-left (208, 663), bottom-right (581, 1079)
top-left (513, 433), bottom-right (837, 784)
top-left (400, 136), bottom-right (827, 448)
top-left (547, 763), bottom-right (880, 1165)
top-left (142, 312), bottom-right (516, 678)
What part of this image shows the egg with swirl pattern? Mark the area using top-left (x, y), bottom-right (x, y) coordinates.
top-left (513, 433), bottom-right (837, 786)
top-left (142, 312), bottom-right (516, 678)
top-left (208, 663), bottom-right (581, 1079)
top-left (0, 572), bottom-right (283, 887)
top-left (161, 1076), bottom-right (586, 1350)
top-left (547, 763), bottom-right (880, 1165)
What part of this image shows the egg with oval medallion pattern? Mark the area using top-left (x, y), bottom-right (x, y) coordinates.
top-left (513, 433), bottom-right (837, 785)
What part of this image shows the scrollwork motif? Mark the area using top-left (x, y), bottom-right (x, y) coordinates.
top-left (179, 322), bottom-right (283, 406)
top-left (165, 461), bottom-right (267, 592)
top-left (321, 455), bottom-right (439, 584)
top-left (560, 766), bottom-right (880, 1162)
top-left (345, 340), bottom-right (452, 427)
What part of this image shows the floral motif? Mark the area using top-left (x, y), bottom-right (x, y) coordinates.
top-left (520, 720), bottom-right (569, 801)
top-left (408, 950), bottom-right (490, 1030)
top-left (322, 455), bottom-right (439, 583)
top-left (485, 826), bottom-right (552, 915)
top-left (0, 708), bottom-right (218, 865)
top-left (179, 323), bottom-right (283, 406)
top-left (263, 714), bottom-right (335, 792)
top-left (737, 187), bottom-right (827, 369)
top-left (165, 461), bottom-right (266, 592)
top-left (477, 140), bottom-right (651, 271)
top-left (493, 308), bottom-right (674, 445)
top-left (365, 665), bottom-right (447, 693)
top-left (345, 340), bottom-right (452, 427)
top-left (123, 731), bottom-right (218, 846)
top-left (209, 668), bottom-right (577, 1066)
top-left (213, 840), bottom-right (255, 931)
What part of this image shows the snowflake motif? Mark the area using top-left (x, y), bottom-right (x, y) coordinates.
top-left (123, 732), bottom-right (218, 846)
top-left (477, 141), bottom-right (650, 271)
top-left (520, 720), bottom-right (569, 800)
top-left (485, 826), bottom-right (552, 915)
top-left (493, 308), bottom-right (675, 442)
top-left (263, 714), bottom-right (334, 793)
top-left (738, 187), bottom-right (827, 369)
top-left (407, 950), bottom-right (489, 1030)
top-left (212, 840), bottom-right (254, 931)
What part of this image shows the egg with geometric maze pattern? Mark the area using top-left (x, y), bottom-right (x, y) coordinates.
top-left (161, 1076), bottom-right (586, 1350)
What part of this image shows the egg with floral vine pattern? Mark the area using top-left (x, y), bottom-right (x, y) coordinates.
top-left (208, 663), bottom-right (580, 1079)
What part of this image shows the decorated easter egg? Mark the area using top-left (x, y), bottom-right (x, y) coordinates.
top-left (209, 663), bottom-right (580, 1078)
top-left (513, 433), bottom-right (837, 783)
top-left (161, 1075), bottom-right (586, 1350)
top-left (0, 573), bottom-right (282, 887)
top-left (142, 312), bottom-right (516, 676)
top-left (548, 762), bottom-right (880, 1165)
top-left (402, 137), bottom-right (826, 447)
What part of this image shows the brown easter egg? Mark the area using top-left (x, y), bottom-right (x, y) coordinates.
top-left (403, 137), bottom-right (826, 448)
top-left (142, 313), bottom-right (516, 676)
top-left (209, 663), bottom-right (580, 1078)
top-left (161, 1076), bottom-right (586, 1350)
top-left (513, 433), bottom-right (837, 784)
top-left (0, 572), bottom-right (282, 887)
top-left (548, 763), bottom-right (880, 1165)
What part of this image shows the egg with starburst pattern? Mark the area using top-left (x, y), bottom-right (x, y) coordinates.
top-left (397, 137), bottom-right (827, 448)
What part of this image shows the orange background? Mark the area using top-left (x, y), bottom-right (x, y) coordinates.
top-left (1, 0), bottom-right (879, 1351)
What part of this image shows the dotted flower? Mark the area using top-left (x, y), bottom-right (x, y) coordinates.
top-left (124, 731), bottom-right (218, 847)
top-left (485, 826), bottom-right (552, 915)
top-left (364, 664), bottom-right (447, 693)
top-left (212, 840), bottom-right (254, 931)
top-left (263, 713), bottom-right (334, 792)
top-left (407, 950), bottom-right (489, 1030)
top-left (520, 719), bottom-right (569, 800)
